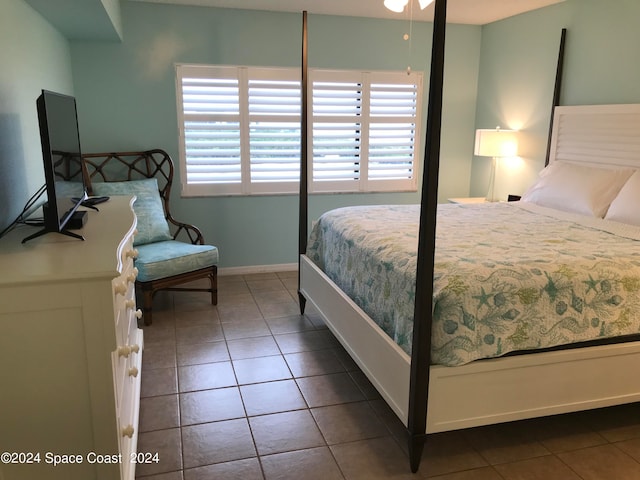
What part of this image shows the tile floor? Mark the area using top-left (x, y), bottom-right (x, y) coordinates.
top-left (135, 271), bottom-right (640, 480)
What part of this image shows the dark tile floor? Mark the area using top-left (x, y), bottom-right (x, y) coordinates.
top-left (135, 271), bottom-right (640, 479)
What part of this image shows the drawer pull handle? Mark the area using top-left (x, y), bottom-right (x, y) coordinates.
top-left (130, 344), bottom-right (140, 354)
top-left (128, 367), bottom-right (139, 378)
top-left (126, 249), bottom-right (139, 259)
top-left (134, 309), bottom-right (143, 320)
top-left (126, 299), bottom-right (136, 309)
top-left (114, 282), bottom-right (127, 296)
top-left (127, 267), bottom-right (139, 283)
top-left (118, 345), bottom-right (131, 358)
top-left (122, 425), bottom-right (135, 438)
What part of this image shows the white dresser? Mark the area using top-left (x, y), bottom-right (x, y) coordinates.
top-left (0, 196), bottom-right (143, 480)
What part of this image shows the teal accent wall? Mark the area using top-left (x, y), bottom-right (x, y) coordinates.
top-left (70, 2), bottom-right (481, 268)
top-left (0, 1), bottom-right (74, 232)
top-left (15, 1), bottom-right (640, 269)
top-left (471, 0), bottom-right (640, 200)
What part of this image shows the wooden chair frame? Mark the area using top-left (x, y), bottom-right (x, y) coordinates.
top-left (69, 149), bottom-right (218, 325)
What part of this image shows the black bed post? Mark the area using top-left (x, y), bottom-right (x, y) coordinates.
top-left (544, 28), bottom-right (567, 167)
top-left (407, 0), bottom-right (447, 473)
top-left (298, 10), bottom-right (309, 315)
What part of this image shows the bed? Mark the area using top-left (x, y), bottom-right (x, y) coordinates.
top-left (297, 2), bottom-right (640, 474)
top-left (306, 200), bottom-right (640, 366)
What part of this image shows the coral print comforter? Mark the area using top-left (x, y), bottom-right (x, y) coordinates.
top-left (306, 202), bottom-right (640, 366)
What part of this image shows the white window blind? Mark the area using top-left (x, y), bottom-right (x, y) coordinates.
top-left (248, 74), bottom-right (301, 185)
top-left (176, 64), bottom-right (422, 196)
top-left (310, 70), bottom-right (421, 193)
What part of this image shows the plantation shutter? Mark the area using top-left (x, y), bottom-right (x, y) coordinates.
top-left (310, 70), bottom-right (421, 193)
top-left (177, 65), bottom-right (301, 195)
top-left (311, 71), bottom-right (364, 192)
top-left (248, 69), bottom-right (301, 191)
top-left (177, 64), bottom-right (421, 196)
top-left (178, 65), bottom-right (242, 195)
top-left (368, 72), bottom-right (420, 186)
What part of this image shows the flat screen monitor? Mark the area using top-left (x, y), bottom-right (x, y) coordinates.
top-left (22, 90), bottom-right (88, 243)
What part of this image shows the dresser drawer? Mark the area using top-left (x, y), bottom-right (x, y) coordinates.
top-left (0, 196), bottom-right (139, 480)
top-left (114, 281), bottom-right (138, 346)
top-left (113, 228), bottom-right (140, 409)
top-left (114, 229), bottom-right (143, 480)
top-left (116, 327), bottom-right (143, 480)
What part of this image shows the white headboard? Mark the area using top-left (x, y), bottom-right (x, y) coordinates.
top-left (549, 104), bottom-right (640, 169)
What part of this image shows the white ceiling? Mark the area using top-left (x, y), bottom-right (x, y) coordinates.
top-left (128, 0), bottom-right (565, 25)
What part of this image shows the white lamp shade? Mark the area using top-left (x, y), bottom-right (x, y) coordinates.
top-left (474, 128), bottom-right (519, 157)
top-left (384, 0), bottom-right (409, 13)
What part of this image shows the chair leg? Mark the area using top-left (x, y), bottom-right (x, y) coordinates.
top-left (210, 266), bottom-right (218, 305)
top-left (142, 285), bottom-right (154, 326)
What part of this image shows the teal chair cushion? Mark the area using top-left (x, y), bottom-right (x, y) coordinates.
top-left (92, 179), bottom-right (172, 246)
top-left (134, 240), bottom-right (219, 282)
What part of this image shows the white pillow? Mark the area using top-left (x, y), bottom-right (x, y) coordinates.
top-left (605, 169), bottom-right (640, 225)
top-left (520, 161), bottom-right (634, 218)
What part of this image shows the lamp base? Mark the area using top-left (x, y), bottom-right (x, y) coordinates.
top-left (485, 157), bottom-right (497, 202)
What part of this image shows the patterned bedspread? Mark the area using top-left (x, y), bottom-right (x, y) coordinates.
top-left (306, 202), bottom-right (640, 366)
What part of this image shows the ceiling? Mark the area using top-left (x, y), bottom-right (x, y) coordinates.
top-left (26, 0), bottom-right (123, 40)
top-left (128, 0), bottom-right (566, 25)
top-left (24, 0), bottom-right (566, 42)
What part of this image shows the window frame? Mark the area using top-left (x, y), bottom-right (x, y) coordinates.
top-left (176, 63), bottom-right (423, 197)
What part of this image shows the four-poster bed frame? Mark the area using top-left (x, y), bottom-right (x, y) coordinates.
top-left (297, 2), bottom-right (640, 473)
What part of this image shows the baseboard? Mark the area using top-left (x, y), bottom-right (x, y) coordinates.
top-left (218, 263), bottom-right (297, 276)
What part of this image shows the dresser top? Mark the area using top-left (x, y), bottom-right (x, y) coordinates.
top-left (0, 196), bottom-right (137, 287)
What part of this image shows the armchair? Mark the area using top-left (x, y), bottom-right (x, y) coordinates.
top-left (81, 149), bottom-right (218, 325)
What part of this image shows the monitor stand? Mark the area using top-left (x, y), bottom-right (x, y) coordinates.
top-left (22, 228), bottom-right (84, 244)
top-left (22, 203), bottom-right (86, 244)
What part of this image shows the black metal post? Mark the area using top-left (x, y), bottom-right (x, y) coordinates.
top-left (407, 0), bottom-right (447, 473)
top-left (298, 11), bottom-right (309, 314)
top-left (545, 28), bottom-right (567, 166)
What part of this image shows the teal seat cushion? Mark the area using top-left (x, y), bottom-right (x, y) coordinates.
top-left (134, 240), bottom-right (219, 282)
top-left (92, 179), bottom-right (172, 246)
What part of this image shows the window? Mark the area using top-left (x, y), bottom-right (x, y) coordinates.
top-left (176, 64), bottom-right (423, 196)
